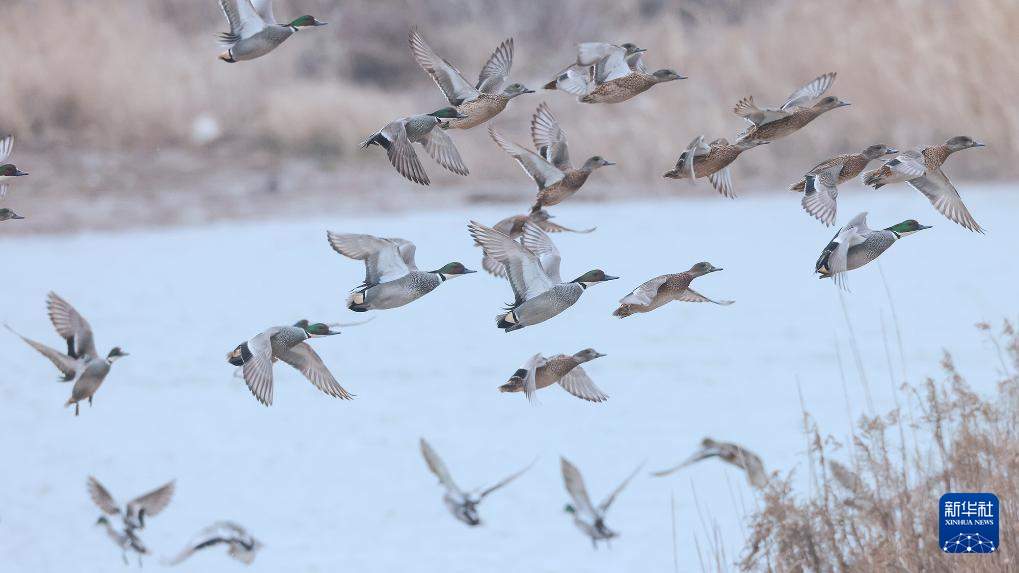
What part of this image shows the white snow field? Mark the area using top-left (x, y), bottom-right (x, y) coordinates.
top-left (1, 186), bottom-right (1016, 572)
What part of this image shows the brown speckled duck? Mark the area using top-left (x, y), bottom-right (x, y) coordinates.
top-left (734, 73), bottom-right (849, 143)
top-left (543, 42), bottom-right (685, 104)
top-left (663, 135), bottom-right (767, 198)
top-left (499, 348), bottom-right (608, 403)
top-left (791, 144), bottom-right (899, 226)
top-left (613, 262), bottom-right (733, 318)
top-left (409, 29), bottom-right (533, 130)
top-left (862, 136), bottom-right (986, 233)
top-left (489, 104), bottom-right (614, 212)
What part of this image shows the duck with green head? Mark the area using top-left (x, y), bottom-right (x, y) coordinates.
top-left (217, 0), bottom-right (326, 63)
top-left (0, 135), bottom-right (28, 198)
top-left (361, 107), bottom-right (470, 186)
top-left (815, 212), bottom-right (931, 289)
top-left (227, 320), bottom-right (352, 406)
top-left (327, 232), bottom-right (474, 312)
top-left (561, 457), bottom-right (642, 548)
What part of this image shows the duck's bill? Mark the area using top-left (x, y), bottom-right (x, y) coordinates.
top-left (463, 268), bottom-right (478, 274)
top-left (522, 88), bottom-right (536, 94)
top-left (918, 224), bottom-right (933, 230)
top-left (837, 101), bottom-right (851, 107)
top-left (710, 267), bottom-right (724, 272)
top-left (885, 147), bottom-right (899, 154)
top-left (313, 21), bottom-right (328, 26)
top-left (15, 170), bottom-right (27, 176)
top-left (973, 141), bottom-right (986, 147)
top-left (12, 214), bottom-right (24, 219)
top-left (603, 161), bottom-right (616, 166)
top-left (602, 275), bottom-right (619, 281)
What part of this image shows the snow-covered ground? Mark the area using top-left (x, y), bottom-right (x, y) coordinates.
top-left (2, 186), bottom-right (1015, 572)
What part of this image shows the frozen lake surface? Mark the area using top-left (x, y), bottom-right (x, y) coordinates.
top-left (2, 187), bottom-right (1016, 572)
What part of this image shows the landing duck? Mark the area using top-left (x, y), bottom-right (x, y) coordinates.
top-left (499, 348), bottom-right (608, 403)
top-left (734, 73), bottom-right (848, 143)
top-left (544, 42), bottom-right (684, 104)
top-left (468, 220), bottom-right (617, 332)
top-left (490, 104), bottom-right (614, 212)
top-left (614, 262), bottom-right (733, 318)
top-left (663, 135), bottom-right (767, 197)
top-left (360, 107), bottom-right (469, 186)
top-left (164, 522), bottom-right (262, 565)
top-left (217, 0), bottom-right (326, 62)
top-left (0, 135), bottom-right (28, 198)
top-left (227, 321), bottom-right (352, 406)
top-left (652, 438), bottom-right (768, 489)
top-left (790, 144), bottom-right (898, 226)
top-left (410, 29), bottom-right (532, 129)
top-left (561, 457), bottom-right (642, 548)
top-left (6, 292), bottom-right (127, 415)
top-left (862, 136), bottom-right (986, 232)
top-left (420, 438), bottom-right (533, 526)
top-left (327, 232), bottom-right (474, 311)
top-left (815, 212), bottom-right (930, 288)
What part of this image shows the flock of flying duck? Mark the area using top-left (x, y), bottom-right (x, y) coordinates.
top-left (4, 0), bottom-right (991, 564)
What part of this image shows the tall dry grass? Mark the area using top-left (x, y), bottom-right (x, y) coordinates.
top-left (739, 320), bottom-right (1018, 572)
top-left (0, 0), bottom-right (1015, 182)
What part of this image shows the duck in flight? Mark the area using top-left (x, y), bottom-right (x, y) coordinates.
top-left (217, 0), bottom-right (326, 62)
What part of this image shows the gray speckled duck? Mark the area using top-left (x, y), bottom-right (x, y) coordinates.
top-left (361, 107), bottom-right (469, 186)
top-left (420, 438), bottom-right (533, 527)
top-left (499, 349), bottom-right (608, 403)
top-left (468, 220), bottom-right (617, 332)
top-left (410, 29), bottom-right (532, 130)
top-left (328, 232), bottom-right (474, 311)
top-left (561, 457), bottom-right (642, 548)
top-left (217, 0), bottom-right (326, 62)
top-left (227, 321), bottom-right (352, 406)
top-left (6, 292), bottom-right (127, 415)
top-left (614, 262), bottom-right (733, 318)
top-left (814, 212), bottom-right (930, 289)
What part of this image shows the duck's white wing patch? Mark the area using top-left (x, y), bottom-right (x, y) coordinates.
top-left (46, 291), bottom-right (97, 359)
top-left (827, 213), bottom-right (869, 289)
top-left (249, 0), bottom-right (276, 25)
top-left (801, 164), bottom-right (842, 226)
top-left (5, 324), bottom-right (78, 380)
top-left (469, 221), bottom-right (554, 303)
top-left (907, 168), bottom-right (984, 233)
top-left (682, 135), bottom-right (710, 183)
top-left (386, 238), bottom-right (418, 270)
top-left (619, 275), bottom-right (668, 306)
top-left (675, 288), bottom-right (734, 305)
top-left (278, 342), bottom-right (354, 400)
top-left (0, 135), bottom-right (13, 163)
top-left (384, 122), bottom-right (430, 185)
top-left (476, 38), bottom-right (513, 93)
top-left (553, 67), bottom-right (592, 96)
top-left (420, 128), bottom-right (469, 176)
top-left (520, 353), bottom-right (544, 403)
top-left (520, 221), bottom-right (561, 283)
top-left (560, 458), bottom-right (599, 520)
top-left (530, 103), bottom-right (571, 170)
top-left (241, 331), bottom-right (276, 406)
top-left (598, 462), bottom-right (643, 513)
top-left (558, 366), bottom-right (608, 403)
top-left (479, 457), bottom-right (535, 499)
top-left (218, 0), bottom-right (265, 42)
top-left (877, 149), bottom-right (927, 183)
top-left (577, 43), bottom-right (629, 83)
top-left (781, 72), bottom-right (836, 110)
top-left (327, 232), bottom-right (412, 286)
top-left (127, 480), bottom-right (175, 521)
top-left (420, 438), bottom-right (465, 497)
top-left (409, 29), bottom-right (480, 106)
top-left (708, 167), bottom-right (736, 199)
top-left (87, 476), bottom-right (121, 516)
top-left (488, 126), bottom-right (564, 190)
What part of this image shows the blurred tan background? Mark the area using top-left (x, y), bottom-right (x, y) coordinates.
top-left (0, 0), bottom-right (1014, 231)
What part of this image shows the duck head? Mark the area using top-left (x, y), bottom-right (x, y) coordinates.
top-left (862, 144), bottom-right (898, 159)
top-left (0, 164), bottom-right (28, 177)
top-left (620, 43), bottom-right (647, 56)
top-left (652, 69), bottom-right (687, 82)
top-left (432, 262), bottom-right (476, 280)
top-left (501, 83), bottom-right (535, 99)
top-left (573, 348), bottom-right (606, 362)
top-left (0, 208), bottom-right (24, 220)
top-left (106, 347), bottom-right (129, 361)
top-left (581, 156), bottom-right (615, 171)
top-left (287, 15), bottom-right (328, 30)
top-left (945, 135), bottom-right (984, 152)
top-left (571, 269), bottom-right (619, 287)
top-left (688, 261), bottom-right (722, 276)
top-left (302, 322), bottom-right (339, 337)
top-left (884, 219), bottom-right (931, 238)
top-left (813, 96), bottom-right (850, 112)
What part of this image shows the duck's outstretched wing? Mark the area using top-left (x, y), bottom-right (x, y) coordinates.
top-left (558, 366), bottom-right (608, 402)
top-left (577, 43), bottom-right (630, 83)
top-left (420, 438), bottom-right (465, 497)
top-left (826, 212), bottom-right (870, 289)
top-left (675, 288), bottom-right (734, 305)
top-left (488, 125), bottom-right (564, 190)
top-left (681, 135), bottom-right (710, 183)
top-left (478, 457), bottom-right (536, 500)
top-left (560, 457), bottom-right (598, 520)
top-left (127, 480), bottom-right (175, 527)
top-left (409, 28), bottom-right (480, 106)
top-left (598, 461), bottom-right (643, 513)
top-left (530, 103), bottom-right (572, 170)
top-left (520, 221), bottom-right (561, 284)
top-left (781, 72), bottom-right (836, 110)
top-left (249, 0), bottom-right (276, 24)
top-left (420, 128), bottom-right (469, 176)
top-left (87, 476), bottom-right (121, 516)
top-left (476, 38), bottom-right (514, 94)
top-left (801, 164), bottom-right (842, 227)
top-left (5, 324), bottom-right (78, 381)
top-left (218, 0), bottom-right (265, 44)
top-left (278, 342), bottom-right (354, 400)
top-left (327, 232), bottom-right (413, 287)
top-left (907, 168), bottom-right (984, 233)
top-left (469, 221), bottom-right (555, 306)
top-left (733, 96), bottom-right (789, 126)
top-left (535, 218), bottom-right (595, 234)
top-left (619, 275), bottom-right (668, 306)
top-left (46, 292), bottom-right (97, 359)
top-left (0, 135), bottom-right (13, 163)
top-left (241, 330), bottom-right (276, 406)
top-left (379, 121), bottom-right (430, 185)
top-left (708, 167), bottom-right (736, 199)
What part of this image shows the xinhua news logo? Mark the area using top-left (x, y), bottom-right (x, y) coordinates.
top-left (939, 493), bottom-right (999, 554)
